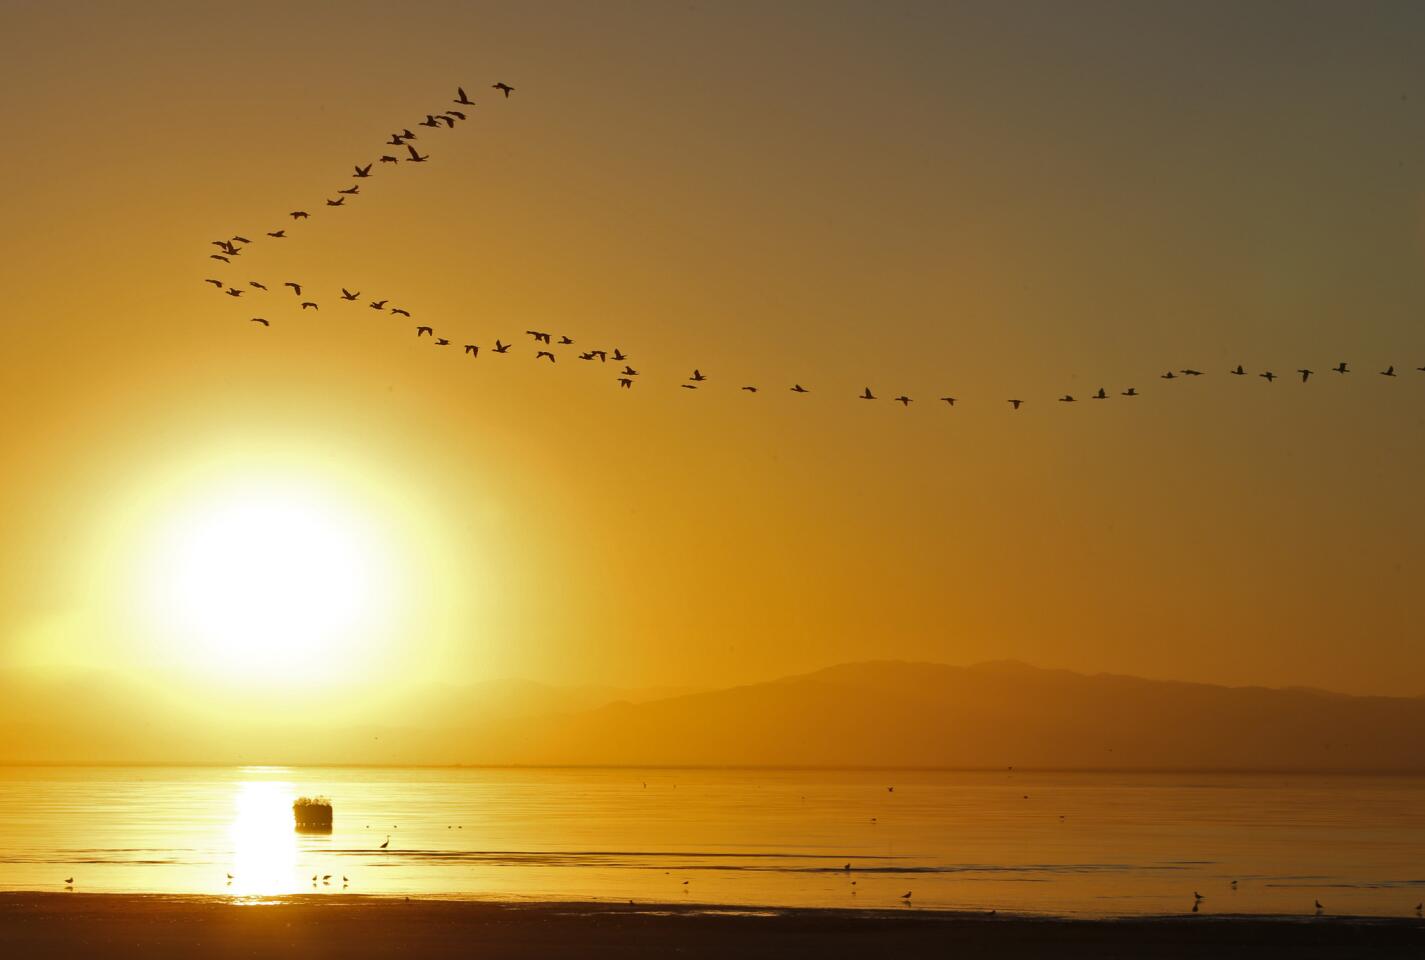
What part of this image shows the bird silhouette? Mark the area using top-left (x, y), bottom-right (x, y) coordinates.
top-left (464, 344), bottom-right (479, 356)
top-left (447, 110), bottom-right (467, 121)
top-left (1333, 361), bottom-right (1349, 374)
top-left (1380, 365), bottom-right (1396, 377)
top-left (901, 891), bottom-right (912, 900)
top-left (494, 340), bottom-right (510, 353)
top-left (64, 877), bottom-right (73, 885)
top-left (1194, 892), bottom-right (1205, 901)
top-left (420, 114), bottom-right (441, 128)
top-left (1092, 388), bottom-right (1108, 399)
top-left (618, 378), bottom-right (633, 389)
top-left (682, 384), bottom-right (698, 390)
top-left (340, 288), bottom-right (360, 301)
top-left (1122, 387), bottom-right (1138, 396)
top-left (338, 185), bottom-right (359, 195)
top-left (1230, 880), bottom-right (1238, 890)
top-left (300, 302), bottom-right (318, 311)
top-left (791, 384), bottom-right (809, 393)
top-left (225, 287), bottom-right (243, 297)
top-left (1008, 399), bottom-right (1023, 409)
top-left (940, 397), bottom-right (957, 405)
top-left (285, 282), bottom-right (302, 295)
top-left (353, 163), bottom-right (372, 178)
top-left (493, 82), bottom-right (514, 97)
top-left (267, 230), bottom-right (286, 238)
top-left (232, 235), bottom-right (251, 243)
top-left (558, 335), bottom-right (574, 345)
top-left (1059, 394), bottom-right (1076, 402)
top-left (894, 395), bottom-right (912, 406)
top-left (622, 366), bottom-right (638, 376)
top-left (210, 254), bottom-right (230, 262)
top-left (1298, 369), bottom-right (1313, 382)
top-left (379, 155), bottom-right (399, 164)
top-left (1230, 365), bottom-right (1245, 375)
top-left (1315, 900), bottom-right (1324, 912)
top-left (391, 307), bottom-right (411, 317)
top-left (578, 352), bottom-right (595, 361)
top-left (380, 837), bottom-right (389, 849)
top-left (690, 369), bottom-right (707, 382)
top-left (1260, 371), bottom-right (1276, 382)
top-left (290, 211), bottom-right (310, 220)
top-left (536, 350), bottom-right (556, 362)
top-left (370, 300), bottom-right (387, 310)
top-left (1181, 369), bottom-right (1203, 376)
top-left (612, 349), bottom-right (628, 361)
top-left (590, 350), bottom-right (608, 362)
top-left (416, 326), bottom-right (433, 337)
top-left (204, 278), bottom-right (223, 288)
top-left (387, 134), bottom-right (407, 146)
top-left (742, 386), bottom-right (758, 392)
top-left (455, 86), bottom-right (475, 105)
top-left (406, 144), bottom-right (430, 163)
top-left (860, 387), bottom-right (876, 400)
top-left (527, 330), bottom-right (552, 343)
top-left (226, 873), bottom-right (234, 881)
top-left (326, 197), bottom-right (345, 207)
top-left (434, 338), bottom-right (450, 346)
top-left (438, 114), bottom-right (457, 128)
top-left (250, 318), bottom-right (269, 326)
top-left (1161, 371), bottom-right (1177, 380)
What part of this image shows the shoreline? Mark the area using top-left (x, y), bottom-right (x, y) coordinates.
top-left (3, 893), bottom-right (1422, 958)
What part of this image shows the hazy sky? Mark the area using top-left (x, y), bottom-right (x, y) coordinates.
top-left (2, 0), bottom-right (1424, 703)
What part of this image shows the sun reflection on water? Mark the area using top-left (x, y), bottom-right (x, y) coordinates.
top-left (227, 780), bottom-right (298, 895)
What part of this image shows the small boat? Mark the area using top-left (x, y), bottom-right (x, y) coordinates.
top-left (293, 796), bottom-right (333, 832)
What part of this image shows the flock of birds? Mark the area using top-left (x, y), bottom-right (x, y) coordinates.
top-left (203, 82), bottom-right (1425, 413)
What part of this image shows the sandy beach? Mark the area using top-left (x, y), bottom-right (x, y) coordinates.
top-left (2, 894), bottom-right (1421, 959)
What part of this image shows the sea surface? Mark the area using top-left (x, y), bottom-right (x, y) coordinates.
top-left (0, 766), bottom-right (1421, 918)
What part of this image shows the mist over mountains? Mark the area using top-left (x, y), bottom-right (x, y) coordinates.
top-left (3, 660), bottom-right (1421, 771)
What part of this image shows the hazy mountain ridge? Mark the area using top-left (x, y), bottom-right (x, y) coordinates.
top-left (2, 661), bottom-right (1422, 770)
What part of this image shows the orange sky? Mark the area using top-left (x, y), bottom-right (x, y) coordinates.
top-left (2, 0), bottom-right (1425, 704)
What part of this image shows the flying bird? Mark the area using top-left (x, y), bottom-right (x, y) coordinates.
top-left (940, 397), bottom-right (957, 405)
top-left (406, 144), bottom-right (430, 163)
top-left (416, 326), bottom-right (433, 337)
top-left (493, 340), bottom-right (510, 353)
top-left (612, 349), bottom-right (628, 361)
top-left (250, 318), bottom-right (269, 326)
top-left (1315, 900), bottom-right (1324, 912)
top-left (290, 211), bottom-right (310, 219)
top-left (464, 344), bottom-right (479, 356)
top-left (1008, 399), bottom-right (1023, 409)
top-left (420, 114), bottom-right (442, 128)
top-left (860, 387), bottom-right (876, 400)
top-left (901, 891), bottom-right (912, 900)
top-left (267, 230), bottom-right (286, 238)
top-left (391, 307), bottom-right (411, 317)
top-left (380, 837), bottom-right (389, 849)
top-left (353, 163), bottom-right (372, 178)
top-left (1333, 361), bottom-right (1350, 374)
top-left (1121, 387), bottom-right (1138, 396)
top-left (326, 197), bottom-right (345, 206)
top-left (1181, 369), bottom-right (1203, 376)
top-left (370, 300), bottom-right (387, 310)
top-left (204, 278), bottom-right (223, 288)
top-left (249, 281), bottom-right (267, 290)
top-left (341, 288), bottom-right (360, 301)
top-left (338, 185), bottom-right (359, 195)
top-left (438, 114), bottom-right (456, 127)
top-left (447, 110), bottom-right (467, 120)
top-left (536, 350), bottom-right (556, 362)
top-left (1298, 369), bottom-right (1313, 382)
top-left (285, 282), bottom-right (302, 295)
top-left (1092, 388), bottom-right (1108, 399)
top-left (689, 369), bottom-right (707, 382)
top-left (210, 254), bottom-right (230, 262)
top-left (558, 335), bottom-right (574, 345)
top-left (493, 82), bottom-right (514, 97)
top-left (231, 235), bottom-right (251, 243)
top-left (622, 366), bottom-right (638, 376)
top-left (894, 395), bottom-right (912, 406)
top-left (455, 86), bottom-right (475, 105)
top-left (681, 384), bottom-right (698, 390)
top-left (1161, 371), bottom-right (1177, 380)
top-left (791, 384), bottom-right (809, 393)
top-left (225, 287), bottom-right (243, 297)
top-left (1260, 371), bottom-right (1276, 382)
top-left (618, 378), bottom-right (633, 389)
top-left (1380, 365), bottom-right (1396, 377)
top-left (435, 338), bottom-right (450, 346)
top-left (379, 155), bottom-right (399, 164)
top-left (1059, 394), bottom-right (1076, 402)
top-left (1230, 365), bottom-right (1245, 375)
top-left (742, 386), bottom-right (758, 392)
top-left (300, 302), bottom-right (318, 310)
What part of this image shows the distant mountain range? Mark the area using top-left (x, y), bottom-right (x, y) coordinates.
top-left (3, 660), bottom-right (1422, 771)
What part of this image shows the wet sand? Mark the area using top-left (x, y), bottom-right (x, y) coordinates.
top-left (1, 893), bottom-right (1422, 959)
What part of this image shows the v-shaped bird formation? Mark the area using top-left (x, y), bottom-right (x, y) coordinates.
top-left (202, 83), bottom-right (1425, 412)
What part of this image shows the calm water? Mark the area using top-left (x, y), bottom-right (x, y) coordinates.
top-left (0, 766), bottom-right (1421, 918)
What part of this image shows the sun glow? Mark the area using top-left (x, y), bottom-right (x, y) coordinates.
top-left (138, 479), bottom-right (402, 684)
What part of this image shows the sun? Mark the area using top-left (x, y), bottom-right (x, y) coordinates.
top-left (139, 480), bottom-right (399, 684)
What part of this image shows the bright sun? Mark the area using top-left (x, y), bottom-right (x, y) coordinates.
top-left (140, 481), bottom-right (399, 683)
